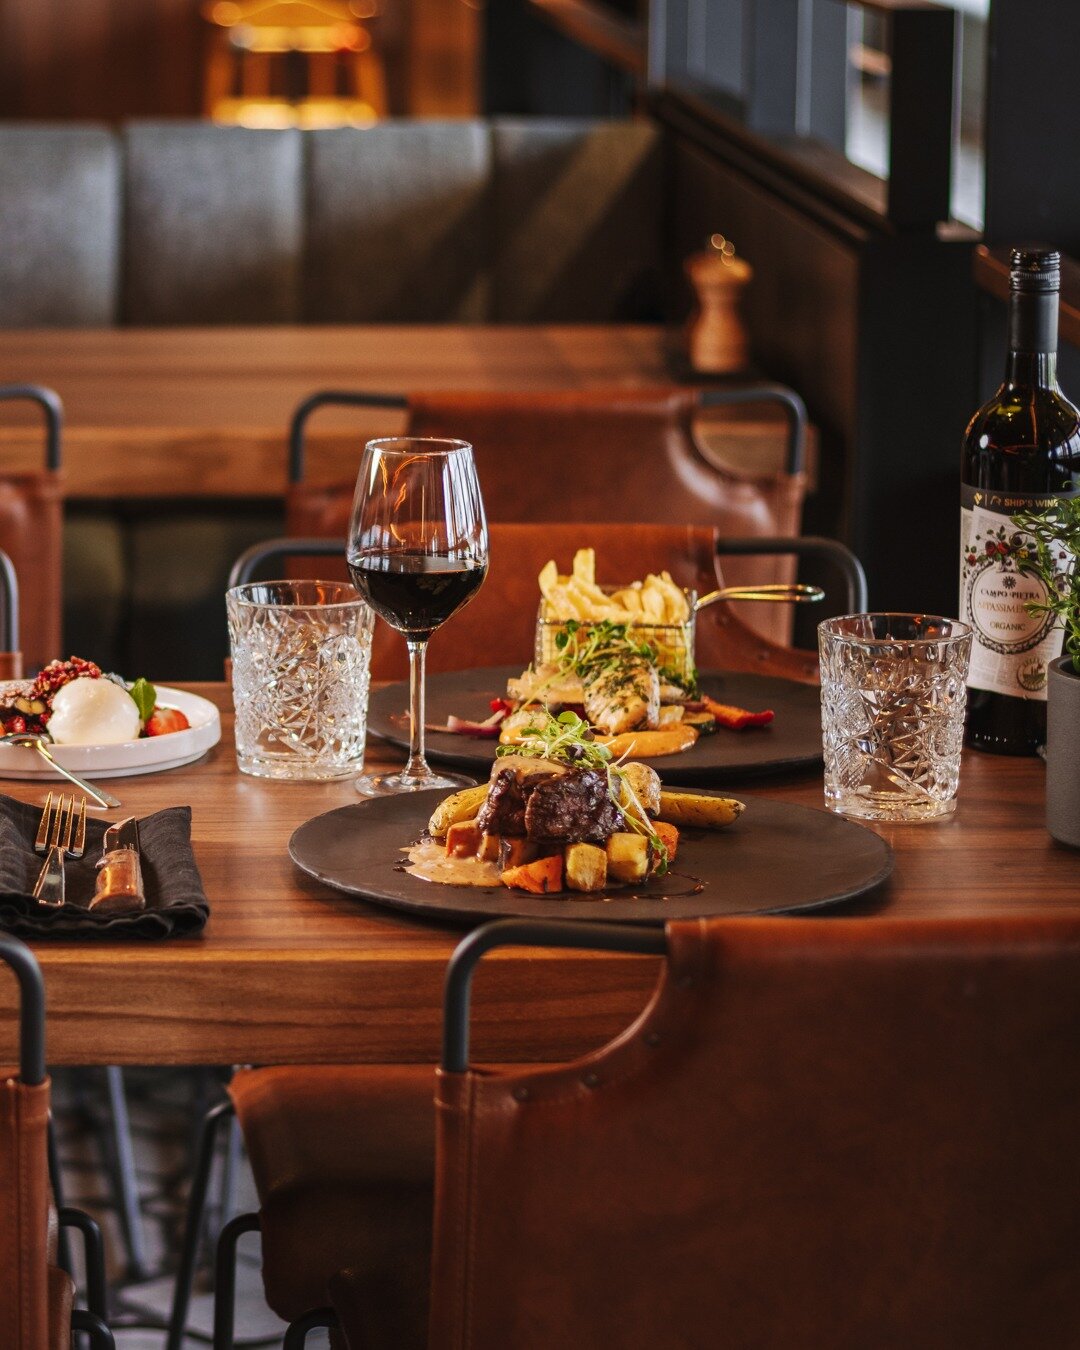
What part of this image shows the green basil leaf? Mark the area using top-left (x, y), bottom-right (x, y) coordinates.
top-left (128, 677), bottom-right (156, 722)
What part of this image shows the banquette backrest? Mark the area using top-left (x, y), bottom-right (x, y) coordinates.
top-left (0, 118), bottom-right (663, 327)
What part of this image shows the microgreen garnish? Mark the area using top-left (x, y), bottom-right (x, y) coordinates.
top-left (554, 620), bottom-right (657, 680)
top-left (495, 709), bottom-right (613, 770)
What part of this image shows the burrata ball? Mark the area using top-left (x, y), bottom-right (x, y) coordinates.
top-left (47, 677), bottom-right (141, 745)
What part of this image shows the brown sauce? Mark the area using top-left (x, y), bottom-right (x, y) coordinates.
top-left (404, 840), bottom-right (502, 888)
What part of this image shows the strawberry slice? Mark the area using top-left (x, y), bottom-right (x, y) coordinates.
top-left (144, 707), bottom-right (190, 737)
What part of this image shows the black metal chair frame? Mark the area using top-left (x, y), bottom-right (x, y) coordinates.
top-left (0, 932), bottom-right (116, 1349)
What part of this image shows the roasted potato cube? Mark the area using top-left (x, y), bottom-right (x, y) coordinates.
top-left (499, 836), bottom-right (539, 869)
top-left (501, 855), bottom-right (564, 893)
top-left (428, 785), bottom-right (490, 840)
top-left (565, 842), bottom-right (608, 893)
top-left (605, 832), bottom-right (649, 883)
top-left (477, 833), bottom-right (503, 862)
top-left (445, 820), bottom-right (482, 858)
top-left (657, 791), bottom-right (744, 830)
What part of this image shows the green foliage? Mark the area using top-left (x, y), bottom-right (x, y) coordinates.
top-left (1011, 499), bottom-right (1080, 668)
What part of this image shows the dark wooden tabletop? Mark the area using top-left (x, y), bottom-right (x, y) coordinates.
top-left (0, 683), bottom-right (1075, 1069)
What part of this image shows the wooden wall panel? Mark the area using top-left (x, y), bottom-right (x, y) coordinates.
top-left (0, 0), bottom-right (480, 120)
top-left (0, 0), bottom-right (203, 119)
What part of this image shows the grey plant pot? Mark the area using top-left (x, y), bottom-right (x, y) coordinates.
top-left (1047, 655), bottom-right (1080, 848)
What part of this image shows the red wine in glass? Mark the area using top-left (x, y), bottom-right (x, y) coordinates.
top-left (346, 438), bottom-right (488, 795)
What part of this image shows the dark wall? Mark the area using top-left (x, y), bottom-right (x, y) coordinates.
top-left (665, 117), bottom-right (979, 618)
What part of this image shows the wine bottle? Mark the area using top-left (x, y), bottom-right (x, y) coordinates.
top-left (960, 248), bottom-right (1080, 754)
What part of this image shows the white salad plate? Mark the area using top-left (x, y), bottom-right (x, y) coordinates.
top-left (0, 687), bottom-right (222, 780)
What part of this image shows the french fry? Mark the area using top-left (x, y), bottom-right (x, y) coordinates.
top-left (539, 553), bottom-right (692, 627)
top-left (572, 547), bottom-right (595, 584)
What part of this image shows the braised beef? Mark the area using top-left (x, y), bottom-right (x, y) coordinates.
top-left (476, 767), bottom-right (529, 835)
top-left (524, 768), bottom-right (624, 841)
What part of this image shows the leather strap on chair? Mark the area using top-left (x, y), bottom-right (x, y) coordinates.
top-left (229, 1064), bottom-right (435, 1344)
top-left (46, 1265), bottom-right (75, 1350)
top-left (0, 1073), bottom-right (51, 1350)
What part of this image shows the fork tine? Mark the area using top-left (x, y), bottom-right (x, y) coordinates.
top-left (47, 795), bottom-right (64, 850)
top-left (35, 792), bottom-right (53, 851)
top-left (60, 796), bottom-right (75, 853)
top-left (72, 798), bottom-right (87, 857)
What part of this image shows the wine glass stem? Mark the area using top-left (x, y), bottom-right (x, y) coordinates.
top-left (404, 638), bottom-right (429, 782)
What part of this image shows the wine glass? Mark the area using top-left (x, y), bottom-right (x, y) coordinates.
top-left (346, 437), bottom-right (488, 796)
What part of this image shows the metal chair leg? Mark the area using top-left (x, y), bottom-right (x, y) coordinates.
top-left (71, 1309), bottom-right (116, 1350)
top-left (213, 1212), bottom-right (261, 1350)
top-left (103, 1065), bottom-right (150, 1281)
top-left (58, 1207), bottom-right (108, 1321)
top-left (284, 1308), bottom-right (338, 1349)
top-left (166, 1098), bottom-right (235, 1350)
top-left (218, 1110), bottom-right (243, 1233)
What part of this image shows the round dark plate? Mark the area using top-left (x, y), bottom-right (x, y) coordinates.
top-left (368, 666), bottom-right (823, 784)
top-left (288, 788), bottom-right (892, 926)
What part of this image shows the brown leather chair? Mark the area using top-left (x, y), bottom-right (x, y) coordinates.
top-left (0, 386), bottom-right (64, 675)
top-left (318, 914), bottom-right (1080, 1350)
top-left (0, 933), bottom-right (114, 1349)
top-left (283, 385), bottom-right (809, 648)
top-left (229, 523), bottom-right (866, 685)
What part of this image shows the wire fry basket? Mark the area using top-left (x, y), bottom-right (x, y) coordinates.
top-left (534, 590), bottom-right (697, 683)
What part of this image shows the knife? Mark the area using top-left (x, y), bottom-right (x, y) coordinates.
top-left (89, 817), bottom-right (145, 914)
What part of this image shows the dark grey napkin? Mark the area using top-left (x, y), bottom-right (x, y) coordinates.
top-left (0, 794), bottom-right (208, 939)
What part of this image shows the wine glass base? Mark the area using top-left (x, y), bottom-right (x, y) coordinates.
top-left (354, 767), bottom-right (479, 797)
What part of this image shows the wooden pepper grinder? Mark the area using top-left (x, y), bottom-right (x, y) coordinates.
top-left (685, 234), bottom-right (753, 374)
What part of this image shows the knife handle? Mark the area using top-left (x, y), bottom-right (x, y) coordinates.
top-left (90, 848), bottom-right (145, 914)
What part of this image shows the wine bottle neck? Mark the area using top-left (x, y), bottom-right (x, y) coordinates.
top-left (1005, 289), bottom-right (1059, 389)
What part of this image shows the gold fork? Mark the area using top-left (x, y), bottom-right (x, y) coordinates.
top-left (32, 795), bottom-right (86, 907)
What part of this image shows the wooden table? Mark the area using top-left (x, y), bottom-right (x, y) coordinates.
top-left (0, 326), bottom-right (798, 498)
top-left (0, 685), bottom-right (1075, 1069)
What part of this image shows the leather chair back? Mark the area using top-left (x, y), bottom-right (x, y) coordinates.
top-left (0, 934), bottom-right (51, 1350)
top-left (286, 386), bottom-right (808, 652)
top-left (0, 387), bottom-right (64, 674)
top-left (430, 915), bottom-right (1080, 1350)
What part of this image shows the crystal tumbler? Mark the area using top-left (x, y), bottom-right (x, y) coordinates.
top-left (227, 580), bottom-right (374, 781)
top-left (818, 614), bottom-right (973, 822)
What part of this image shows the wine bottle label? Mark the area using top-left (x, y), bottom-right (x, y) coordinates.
top-left (960, 486), bottom-right (1076, 699)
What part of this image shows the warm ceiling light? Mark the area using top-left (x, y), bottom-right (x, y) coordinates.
top-left (350, 0), bottom-right (378, 17)
top-left (211, 1), bottom-right (242, 24)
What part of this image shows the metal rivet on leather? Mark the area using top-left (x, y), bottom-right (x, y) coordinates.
top-left (582, 1071), bottom-right (600, 1088)
top-left (677, 974), bottom-right (694, 989)
top-left (644, 1031), bottom-right (661, 1047)
top-left (512, 1086), bottom-right (530, 1102)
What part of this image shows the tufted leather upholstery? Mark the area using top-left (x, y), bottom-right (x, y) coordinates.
top-left (425, 916), bottom-right (1080, 1349)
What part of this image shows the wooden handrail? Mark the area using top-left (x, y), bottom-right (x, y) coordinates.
top-left (528, 0), bottom-right (646, 76)
top-left (974, 245), bottom-right (1080, 350)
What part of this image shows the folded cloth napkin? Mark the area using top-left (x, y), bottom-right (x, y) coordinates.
top-left (0, 794), bottom-right (208, 939)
